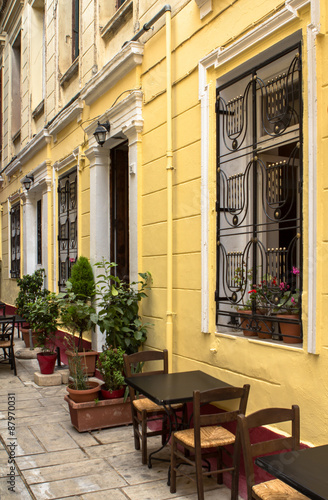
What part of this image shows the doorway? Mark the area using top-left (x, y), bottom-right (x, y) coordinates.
top-left (110, 142), bottom-right (129, 280)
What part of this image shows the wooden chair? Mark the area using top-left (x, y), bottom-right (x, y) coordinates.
top-left (170, 384), bottom-right (250, 500)
top-left (0, 316), bottom-right (17, 375)
top-left (231, 405), bottom-right (308, 500)
top-left (123, 349), bottom-right (184, 465)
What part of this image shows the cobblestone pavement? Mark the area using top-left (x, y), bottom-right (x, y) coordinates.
top-left (0, 337), bottom-right (235, 500)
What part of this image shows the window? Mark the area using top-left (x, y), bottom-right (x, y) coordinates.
top-left (11, 32), bottom-right (21, 141)
top-left (72, 0), bottom-right (79, 61)
top-left (31, 0), bottom-right (45, 118)
top-left (37, 199), bottom-right (42, 265)
top-left (215, 44), bottom-right (302, 342)
top-left (58, 171), bottom-right (77, 290)
top-left (10, 204), bottom-right (20, 278)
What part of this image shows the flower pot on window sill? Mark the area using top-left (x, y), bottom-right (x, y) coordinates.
top-left (277, 314), bottom-right (301, 343)
top-left (238, 310), bottom-right (257, 337)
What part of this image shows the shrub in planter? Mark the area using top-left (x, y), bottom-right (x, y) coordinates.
top-left (15, 269), bottom-right (48, 346)
top-left (28, 293), bottom-right (59, 374)
top-left (93, 259), bottom-right (151, 354)
top-left (67, 256), bottom-right (95, 302)
top-left (97, 346), bottom-right (126, 399)
top-left (65, 339), bottom-right (100, 403)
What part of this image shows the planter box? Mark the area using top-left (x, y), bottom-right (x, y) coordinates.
top-left (64, 394), bottom-right (132, 432)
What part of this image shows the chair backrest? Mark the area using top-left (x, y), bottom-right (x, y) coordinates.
top-left (193, 384), bottom-right (250, 447)
top-left (123, 349), bottom-right (169, 400)
top-left (0, 316), bottom-right (15, 346)
top-left (235, 405), bottom-right (300, 499)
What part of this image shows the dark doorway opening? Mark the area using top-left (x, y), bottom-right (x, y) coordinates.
top-left (110, 142), bottom-right (129, 281)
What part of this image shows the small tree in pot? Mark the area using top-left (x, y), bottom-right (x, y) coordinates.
top-left (28, 292), bottom-right (59, 374)
top-left (15, 269), bottom-right (48, 347)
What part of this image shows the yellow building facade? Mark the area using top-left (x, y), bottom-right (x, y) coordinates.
top-left (0, 0), bottom-right (327, 445)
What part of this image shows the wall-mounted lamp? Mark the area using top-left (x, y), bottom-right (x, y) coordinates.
top-left (23, 174), bottom-right (34, 191)
top-left (94, 121), bottom-right (110, 147)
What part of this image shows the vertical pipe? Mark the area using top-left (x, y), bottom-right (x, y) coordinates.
top-left (165, 9), bottom-right (173, 373)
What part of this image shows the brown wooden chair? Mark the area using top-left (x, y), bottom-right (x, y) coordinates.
top-left (123, 349), bottom-right (184, 465)
top-left (170, 383), bottom-right (250, 500)
top-left (0, 316), bottom-right (17, 375)
top-left (231, 405), bottom-right (308, 500)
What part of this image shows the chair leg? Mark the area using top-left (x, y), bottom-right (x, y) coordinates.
top-left (170, 435), bottom-right (177, 493)
top-left (141, 410), bottom-right (148, 465)
top-left (195, 445), bottom-right (205, 500)
top-left (132, 408), bottom-right (140, 450)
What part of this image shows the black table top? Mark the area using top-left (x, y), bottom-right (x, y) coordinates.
top-left (255, 444), bottom-right (328, 500)
top-left (125, 370), bottom-right (232, 405)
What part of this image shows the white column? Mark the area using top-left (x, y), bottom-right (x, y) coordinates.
top-left (22, 194), bottom-right (37, 274)
top-left (85, 145), bottom-right (110, 351)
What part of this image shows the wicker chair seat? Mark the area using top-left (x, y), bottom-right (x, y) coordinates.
top-left (174, 425), bottom-right (235, 448)
top-left (0, 340), bottom-right (14, 348)
top-left (133, 397), bottom-right (182, 413)
top-left (253, 479), bottom-right (309, 499)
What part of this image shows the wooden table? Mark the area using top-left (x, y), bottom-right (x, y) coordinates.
top-left (125, 370), bottom-right (232, 466)
top-left (255, 444), bottom-right (328, 500)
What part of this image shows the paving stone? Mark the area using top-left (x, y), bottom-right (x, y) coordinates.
top-left (30, 471), bottom-right (128, 499)
top-left (84, 440), bottom-right (137, 459)
top-left (122, 476), bottom-right (220, 500)
top-left (1, 426), bottom-right (45, 456)
top-left (91, 425), bottom-right (134, 444)
top-left (81, 490), bottom-right (128, 499)
top-left (0, 476), bottom-right (33, 499)
top-left (16, 448), bottom-right (89, 470)
top-left (22, 458), bottom-right (113, 484)
top-left (28, 422), bottom-right (79, 452)
top-left (0, 449), bottom-right (19, 478)
top-left (60, 421), bottom-right (100, 448)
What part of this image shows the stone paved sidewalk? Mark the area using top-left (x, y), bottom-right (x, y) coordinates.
top-left (0, 338), bottom-right (234, 500)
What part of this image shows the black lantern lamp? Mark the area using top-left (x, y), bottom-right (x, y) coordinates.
top-left (23, 174), bottom-right (34, 191)
top-left (94, 121), bottom-right (110, 147)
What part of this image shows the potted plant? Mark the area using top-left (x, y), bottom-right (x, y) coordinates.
top-left (58, 281), bottom-right (98, 376)
top-left (28, 292), bottom-right (59, 374)
top-left (275, 266), bottom-right (301, 343)
top-left (65, 339), bottom-right (101, 403)
top-left (93, 259), bottom-right (151, 354)
top-left (64, 340), bottom-right (131, 431)
top-left (233, 265), bottom-right (275, 338)
top-left (15, 269), bottom-right (48, 347)
top-left (57, 256), bottom-right (98, 375)
top-left (97, 346), bottom-right (126, 399)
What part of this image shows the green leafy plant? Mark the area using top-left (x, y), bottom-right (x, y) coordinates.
top-left (15, 269), bottom-right (48, 325)
top-left (57, 281), bottom-right (97, 351)
top-left (28, 293), bottom-right (59, 352)
top-left (97, 346), bottom-right (125, 392)
top-left (67, 256), bottom-right (95, 301)
top-left (93, 260), bottom-right (151, 354)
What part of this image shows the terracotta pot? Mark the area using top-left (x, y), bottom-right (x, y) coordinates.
top-left (66, 381), bottom-right (100, 403)
top-left (66, 350), bottom-right (98, 377)
top-left (257, 318), bottom-right (272, 339)
top-left (239, 310), bottom-right (257, 337)
top-left (37, 352), bottom-right (57, 374)
top-left (101, 385), bottom-right (125, 400)
top-left (277, 314), bottom-right (301, 343)
top-left (21, 327), bottom-right (38, 348)
top-left (64, 394), bottom-right (132, 432)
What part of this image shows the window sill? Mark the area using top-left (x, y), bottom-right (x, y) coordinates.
top-left (60, 58), bottom-right (79, 87)
top-left (215, 330), bottom-right (303, 350)
top-left (32, 100), bottom-right (44, 120)
top-left (101, 1), bottom-right (133, 41)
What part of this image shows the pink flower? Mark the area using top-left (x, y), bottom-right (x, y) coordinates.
top-left (279, 282), bottom-right (285, 290)
top-left (291, 297), bottom-right (295, 304)
top-left (292, 267), bottom-right (300, 275)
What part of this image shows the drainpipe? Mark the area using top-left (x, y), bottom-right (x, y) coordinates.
top-left (165, 8), bottom-right (173, 372)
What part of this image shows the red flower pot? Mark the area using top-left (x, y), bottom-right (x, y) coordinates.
top-left (37, 352), bottom-right (57, 374)
top-left (100, 386), bottom-right (125, 400)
